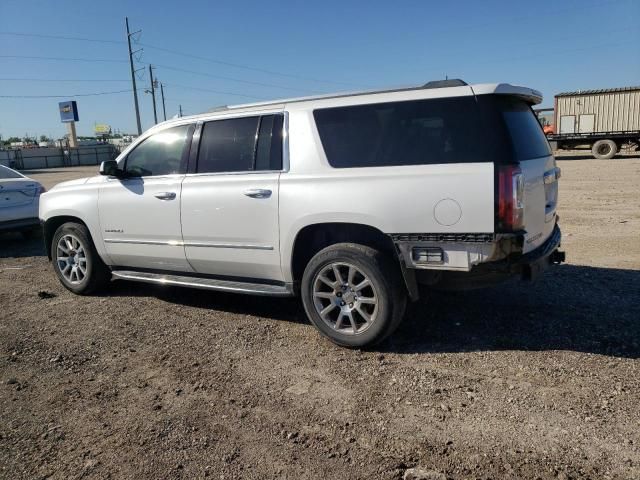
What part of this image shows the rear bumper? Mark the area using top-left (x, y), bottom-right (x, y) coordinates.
top-left (0, 217), bottom-right (40, 233)
top-left (414, 225), bottom-right (564, 291)
top-left (493, 224), bottom-right (564, 280)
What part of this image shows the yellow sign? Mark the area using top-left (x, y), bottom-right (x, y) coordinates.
top-left (94, 124), bottom-right (111, 135)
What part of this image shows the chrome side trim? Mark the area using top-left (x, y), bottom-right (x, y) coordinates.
top-left (103, 238), bottom-right (274, 250)
top-left (103, 238), bottom-right (181, 246)
top-left (111, 270), bottom-right (294, 297)
top-left (184, 241), bottom-right (274, 250)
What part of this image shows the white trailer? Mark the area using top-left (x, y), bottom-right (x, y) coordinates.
top-left (545, 86), bottom-right (640, 159)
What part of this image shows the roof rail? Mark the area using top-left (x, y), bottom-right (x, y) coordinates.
top-left (423, 79), bottom-right (468, 89)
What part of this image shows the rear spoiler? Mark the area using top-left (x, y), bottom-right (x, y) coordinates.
top-left (471, 83), bottom-right (543, 105)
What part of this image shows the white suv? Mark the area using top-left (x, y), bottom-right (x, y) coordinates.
top-left (39, 79), bottom-right (564, 347)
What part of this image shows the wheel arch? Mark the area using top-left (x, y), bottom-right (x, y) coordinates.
top-left (43, 216), bottom-right (91, 260)
top-left (289, 222), bottom-right (399, 284)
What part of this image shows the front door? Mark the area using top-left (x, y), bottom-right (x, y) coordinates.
top-left (180, 113), bottom-right (284, 281)
top-left (98, 124), bottom-right (194, 271)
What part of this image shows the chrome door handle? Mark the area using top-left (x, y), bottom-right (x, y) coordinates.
top-left (244, 188), bottom-right (272, 199)
top-left (154, 192), bottom-right (176, 200)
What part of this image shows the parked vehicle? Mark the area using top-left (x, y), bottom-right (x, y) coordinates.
top-left (0, 165), bottom-right (45, 236)
top-left (39, 80), bottom-right (565, 347)
top-left (541, 86), bottom-right (640, 159)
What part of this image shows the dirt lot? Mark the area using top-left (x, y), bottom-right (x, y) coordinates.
top-left (1, 157), bottom-right (639, 480)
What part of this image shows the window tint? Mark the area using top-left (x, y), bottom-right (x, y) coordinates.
top-left (197, 117), bottom-right (259, 173)
top-left (255, 114), bottom-right (283, 171)
top-left (0, 165), bottom-right (24, 179)
top-left (125, 125), bottom-right (190, 177)
top-left (499, 98), bottom-right (552, 160)
top-left (314, 97), bottom-right (493, 168)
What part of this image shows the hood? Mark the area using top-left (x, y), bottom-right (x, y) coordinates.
top-left (48, 177), bottom-right (93, 191)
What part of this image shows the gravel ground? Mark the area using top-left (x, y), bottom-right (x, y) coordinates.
top-left (1, 157), bottom-right (639, 480)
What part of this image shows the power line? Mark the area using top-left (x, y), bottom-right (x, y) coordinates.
top-left (0, 89), bottom-right (139, 99)
top-left (0, 54), bottom-right (127, 63)
top-left (140, 43), bottom-right (361, 88)
top-left (153, 64), bottom-right (316, 93)
top-left (0, 31), bottom-right (124, 44)
top-left (0, 78), bottom-right (129, 82)
top-left (162, 82), bottom-right (263, 99)
top-left (0, 31), bottom-right (360, 88)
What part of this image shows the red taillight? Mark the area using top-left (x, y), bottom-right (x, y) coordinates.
top-left (497, 165), bottom-right (524, 231)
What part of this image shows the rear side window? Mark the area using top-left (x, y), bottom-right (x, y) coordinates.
top-left (197, 116), bottom-right (259, 173)
top-left (314, 97), bottom-right (493, 168)
top-left (196, 114), bottom-right (283, 173)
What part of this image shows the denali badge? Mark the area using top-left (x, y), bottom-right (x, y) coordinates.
top-left (526, 232), bottom-right (543, 244)
top-left (104, 229), bottom-right (123, 233)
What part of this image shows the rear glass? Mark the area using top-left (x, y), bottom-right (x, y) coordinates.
top-left (498, 97), bottom-right (552, 160)
top-left (0, 165), bottom-right (24, 179)
top-left (313, 96), bottom-right (494, 168)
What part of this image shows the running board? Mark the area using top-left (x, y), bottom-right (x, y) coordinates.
top-left (111, 270), bottom-right (294, 297)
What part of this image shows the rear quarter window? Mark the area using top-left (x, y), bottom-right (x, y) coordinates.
top-left (313, 96), bottom-right (493, 168)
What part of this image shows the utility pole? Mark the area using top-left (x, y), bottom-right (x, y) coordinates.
top-left (148, 64), bottom-right (158, 124)
top-left (125, 17), bottom-right (142, 135)
top-left (160, 83), bottom-right (167, 121)
top-left (179, 105), bottom-right (183, 118)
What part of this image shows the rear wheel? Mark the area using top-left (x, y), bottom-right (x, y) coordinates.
top-left (301, 243), bottom-right (406, 347)
top-left (52, 222), bottom-right (110, 294)
top-left (592, 139), bottom-right (617, 159)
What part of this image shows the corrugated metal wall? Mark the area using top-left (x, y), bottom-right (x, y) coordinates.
top-left (555, 90), bottom-right (640, 133)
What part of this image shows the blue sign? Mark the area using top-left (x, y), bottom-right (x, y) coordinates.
top-left (59, 101), bottom-right (79, 123)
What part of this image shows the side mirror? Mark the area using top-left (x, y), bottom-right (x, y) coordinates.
top-left (99, 160), bottom-right (122, 177)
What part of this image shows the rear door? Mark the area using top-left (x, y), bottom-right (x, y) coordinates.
top-left (180, 113), bottom-right (284, 281)
top-left (0, 167), bottom-right (40, 222)
top-left (500, 98), bottom-right (559, 253)
top-left (98, 124), bottom-right (194, 270)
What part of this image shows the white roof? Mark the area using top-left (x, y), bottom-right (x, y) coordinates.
top-left (148, 82), bottom-right (542, 133)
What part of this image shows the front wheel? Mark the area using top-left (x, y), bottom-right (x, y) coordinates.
top-left (51, 222), bottom-right (111, 294)
top-left (301, 243), bottom-right (406, 348)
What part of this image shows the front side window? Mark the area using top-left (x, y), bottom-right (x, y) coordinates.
top-left (125, 125), bottom-right (191, 177)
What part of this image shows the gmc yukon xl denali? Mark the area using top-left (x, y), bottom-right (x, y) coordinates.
top-left (39, 79), bottom-right (565, 347)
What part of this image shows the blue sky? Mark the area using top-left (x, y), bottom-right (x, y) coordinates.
top-left (1, 0), bottom-right (638, 138)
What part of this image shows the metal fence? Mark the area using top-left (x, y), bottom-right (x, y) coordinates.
top-left (0, 145), bottom-right (120, 170)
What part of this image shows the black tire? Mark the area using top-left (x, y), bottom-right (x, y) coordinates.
top-left (591, 139), bottom-right (617, 160)
top-left (301, 243), bottom-right (406, 348)
top-left (51, 222), bottom-right (111, 295)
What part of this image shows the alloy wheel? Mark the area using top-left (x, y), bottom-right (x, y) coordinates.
top-left (56, 234), bottom-right (88, 284)
top-left (312, 262), bottom-right (378, 335)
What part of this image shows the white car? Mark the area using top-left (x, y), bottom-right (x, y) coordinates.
top-left (0, 165), bottom-right (45, 236)
top-left (39, 79), bottom-right (564, 347)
